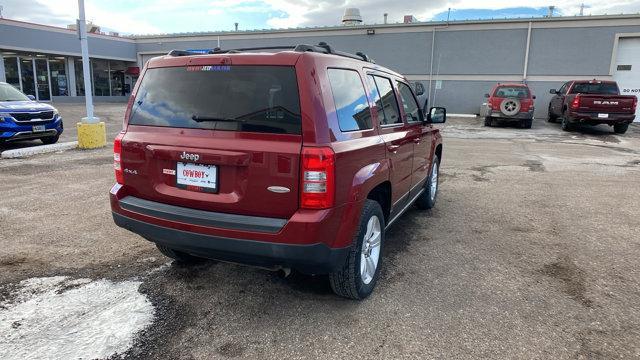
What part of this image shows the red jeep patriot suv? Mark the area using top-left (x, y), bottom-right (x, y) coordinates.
top-left (110, 43), bottom-right (446, 299)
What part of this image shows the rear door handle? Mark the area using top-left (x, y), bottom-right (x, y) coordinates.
top-left (387, 145), bottom-right (400, 153)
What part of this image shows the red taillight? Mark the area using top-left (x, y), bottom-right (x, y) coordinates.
top-left (571, 95), bottom-right (581, 110)
top-left (114, 132), bottom-right (125, 184)
top-left (632, 96), bottom-right (638, 112)
top-left (300, 147), bottom-right (335, 209)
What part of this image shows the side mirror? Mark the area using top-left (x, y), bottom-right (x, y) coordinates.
top-left (484, 93), bottom-right (490, 98)
top-left (427, 107), bottom-right (446, 124)
top-left (27, 95), bottom-right (36, 101)
top-left (549, 89), bottom-right (557, 94)
top-left (414, 82), bottom-right (425, 96)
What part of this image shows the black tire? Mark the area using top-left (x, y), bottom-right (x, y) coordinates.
top-left (416, 155), bottom-right (440, 210)
top-left (561, 113), bottom-right (573, 132)
top-left (329, 199), bottom-right (385, 300)
top-left (523, 119), bottom-right (533, 129)
top-left (484, 117), bottom-right (492, 127)
top-left (613, 123), bottom-right (629, 134)
top-left (156, 244), bottom-right (203, 264)
top-left (547, 107), bottom-right (557, 123)
top-left (41, 135), bottom-right (60, 145)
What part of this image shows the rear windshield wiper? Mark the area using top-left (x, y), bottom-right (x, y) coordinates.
top-left (191, 114), bottom-right (244, 123)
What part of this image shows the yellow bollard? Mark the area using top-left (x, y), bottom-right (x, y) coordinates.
top-left (77, 121), bottom-right (107, 149)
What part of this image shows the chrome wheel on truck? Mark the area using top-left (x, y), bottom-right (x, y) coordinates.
top-left (330, 200), bottom-right (385, 299)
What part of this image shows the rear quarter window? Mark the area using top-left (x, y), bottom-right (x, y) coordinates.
top-left (128, 65), bottom-right (301, 134)
top-left (327, 68), bottom-right (372, 132)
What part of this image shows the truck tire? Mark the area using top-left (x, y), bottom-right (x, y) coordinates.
top-left (484, 117), bottom-right (492, 127)
top-left (416, 155), bottom-right (440, 210)
top-left (613, 123), bottom-right (629, 134)
top-left (329, 199), bottom-right (384, 300)
top-left (156, 244), bottom-right (204, 264)
top-left (561, 112), bottom-right (574, 132)
top-left (547, 106), bottom-right (557, 123)
top-left (500, 98), bottom-right (521, 117)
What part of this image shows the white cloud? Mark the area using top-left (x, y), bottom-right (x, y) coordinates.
top-left (1, 0), bottom-right (639, 33)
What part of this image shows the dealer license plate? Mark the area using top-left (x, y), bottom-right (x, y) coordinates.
top-left (598, 113), bottom-right (609, 119)
top-left (176, 162), bottom-right (217, 192)
top-left (32, 125), bottom-right (46, 132)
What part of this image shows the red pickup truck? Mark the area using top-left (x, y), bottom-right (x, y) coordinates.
top-left (547, 80), bottom-right (637, 134)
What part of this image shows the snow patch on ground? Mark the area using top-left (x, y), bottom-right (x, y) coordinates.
top-left (0, 276), bottom-right (154, 360)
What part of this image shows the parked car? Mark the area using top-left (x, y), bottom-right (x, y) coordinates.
top-left (0, 82), bottom-right (63, 145)
top-left (481, 83), bottom-right (535, 128)
top-left (110, 44), bottom-right (446, 299)
top-left (548, 80), bottom-right (637, 134)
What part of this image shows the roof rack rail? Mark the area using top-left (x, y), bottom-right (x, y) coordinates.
top-left (167, 42), bottom-right (375, 63)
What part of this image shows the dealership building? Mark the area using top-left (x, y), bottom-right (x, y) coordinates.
top-left (1, 13), bottom-right (639, 119)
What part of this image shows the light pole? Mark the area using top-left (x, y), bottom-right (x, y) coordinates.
top-left (78, 0), bottom-right (95, 122)
top-left (76, 0), bottom-right (106, 148)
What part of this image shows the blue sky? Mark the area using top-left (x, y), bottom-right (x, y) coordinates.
top-left (2, 1), bottom-right (640, 35)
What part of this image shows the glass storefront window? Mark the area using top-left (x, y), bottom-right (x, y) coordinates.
top-left (3, 57), bottom-right (20, 89)
top-left (49, 58), bottom-right (68, 96)
top-left (92, 59), bottom-right (110, 96)
top-left (109, 61), bottom-right (127, 96)
top-left (75, 59), bottom-right (85, 96)
top-left (20, 58), bottom-right (36, 97)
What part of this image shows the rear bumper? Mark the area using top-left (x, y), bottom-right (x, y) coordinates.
top-left (113, 212), bottom-right (349, 274)
top-left (489, 111), bottom-right (534, 120)
top-left (110, 184), bottom-right (361, 274)
top-left (567, 111), bottom-right (635, 124)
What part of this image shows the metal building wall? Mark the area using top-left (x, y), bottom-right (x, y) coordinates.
top-left (134, 16), bottom-right (640, 117)
top-left (0, 19), bottom-right (137, 61)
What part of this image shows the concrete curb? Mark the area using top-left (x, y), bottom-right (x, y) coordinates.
top-left (1, 141), bottom-right (78, 159)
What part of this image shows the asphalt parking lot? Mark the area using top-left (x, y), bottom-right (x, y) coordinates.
top-left (1, 104), bottom-right (639, 359)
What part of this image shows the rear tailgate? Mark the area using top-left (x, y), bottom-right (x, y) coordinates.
top-left (120, 64), bottom-right (303, 219)
top-left (576, 95), bottom-right (636, 114)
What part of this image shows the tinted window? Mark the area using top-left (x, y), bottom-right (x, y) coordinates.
top-left (558, 83), bottom-right (568, 94)
top-left (129, 66), bottom-right (301, 134)
top-left (570, 82), bottom-right (619, 95)
top-left (494, 86), bottom-right (530, 98)
top-left (327, 69), bottom-right (372, 132)
top-left (373, 76), bottom-right (401, 125)
top-left (366, 75), bottom-right (386, 125)
top-left (396, 81), bottom-right (421, 122)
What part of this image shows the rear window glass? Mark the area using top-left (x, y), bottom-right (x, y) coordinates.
top-left (570, 82), bottom-right (619, 95)
top-left (327, 69), bottom-right (372, 132)
top-left (494, 86), bottom-right (530, 98)
top-left (129, 66), bottom-right (301, 134)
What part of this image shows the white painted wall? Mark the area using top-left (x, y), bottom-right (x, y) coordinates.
top-left (613, 37), bottom-right (640, 122)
